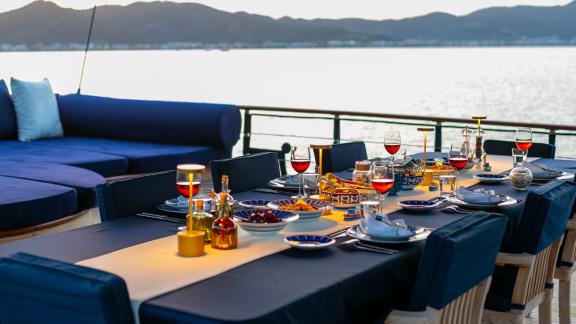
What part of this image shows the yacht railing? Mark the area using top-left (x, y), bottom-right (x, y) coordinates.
top-left (239, 105), bottom-right (576, 160)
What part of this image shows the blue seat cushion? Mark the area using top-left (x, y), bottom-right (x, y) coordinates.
top-left (409, 212), bottom-right (507, 311)
top-left (0, 79), bottom-right (17, 139)
top-left (0, 253), bottom-right (135, 324)
top-left (0, 176), bottom-right (78, 230)
top-left (0, 160), bottom-right (105, 209)
top-left (36, 137), bottom-right (230, 174)
top-left (0, 140), bottom-right (128, 177)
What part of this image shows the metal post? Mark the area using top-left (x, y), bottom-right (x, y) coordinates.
top-left (77, 5), bottom-right (97, 95)
top-left (549, 129), bottom-right (557, 146)
top-left (333, 114), bottom-right (341, 144)
top-left (434, 121), bottom-right (442, 152)
top-left (242, 109), bottom-right (251, 155)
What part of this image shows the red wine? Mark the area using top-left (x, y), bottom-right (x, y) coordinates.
top-left (448, 157), bottom-right (468, 170)
top-left (176, 181), bottom-right (200, 198)
top-left (385, 144), bottom-right (401, 155)
top-left (371, 179), bottom-right (394, 194)
top-left (515, 140), bottom-right (533, 151)
top-left (291, 159), bottom-right (310, 173)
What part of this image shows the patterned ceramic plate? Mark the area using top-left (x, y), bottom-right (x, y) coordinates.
top-left (284, 235), bottom-right (335, 250)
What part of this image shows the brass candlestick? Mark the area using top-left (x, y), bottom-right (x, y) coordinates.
top-left (417, 128), bottom-right (435, 173)
top-left (472, 116), bottom-right (487, 164)
top-left (310, 144), bottom-right (332, 198)
top-left (179, 164), bottom-right (205, 217)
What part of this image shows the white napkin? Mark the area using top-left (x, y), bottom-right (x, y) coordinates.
top-left (455, 187), bottom-right (505, 205)
top-left (525, 162), bottom-right (563, 180)
top-left (360, 214), bottom-right (414, 238)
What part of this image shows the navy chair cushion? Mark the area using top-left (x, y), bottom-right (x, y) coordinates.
top-left (484, 140), bottom-right (555, 158)
top-left (57, 94), bottom-right (241, 150)
top-left (97, 171), bottom-right (178, 222)
top-left (0, 140), bottom-right (128, 177)
top-left (0, 160), bottom-right (105, 210)
top-left (0, 176), bottom-right (77, 230)
top-left (314, 141), bottom-right (368, 173)
top-left (35, 137), bottom-right (230, 174)
top-left (409, 212), bottom-right (507, 311)
top-left (486, 180), bottom-right (576, 312)
top-left (0, 253), bottom-right (134, 324)
top-left (211, 152), bottom-right (281, 193)
top-left (0, 79), bottom-right (17, 139)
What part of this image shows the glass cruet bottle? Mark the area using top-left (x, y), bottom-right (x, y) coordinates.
top-left (210, 176), bottom-right (238, 250)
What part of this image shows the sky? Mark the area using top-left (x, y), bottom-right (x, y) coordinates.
top-left (0, 0), bottom-right (571, 19)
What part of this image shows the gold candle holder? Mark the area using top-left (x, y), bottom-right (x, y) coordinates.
top-left (472, 116), bottom-right (486, 131)
top-left (177, 230), bottom-right (205, 257)
top-left (310, 144), bottom-right (332, 198)
top-left (176, 164), bottom-right (205, 217)
top-left (417, 127), bottom-right (435, 186)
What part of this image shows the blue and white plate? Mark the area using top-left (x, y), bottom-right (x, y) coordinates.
top-left (347, 225), bottom-right (431, 244)
top-left (284, 235), bottom-right (335, 250)
top-left (158, 203), bottom-right (188, 214)
top-left (268, 199), bottom-right (331, 219)
top-left (397, 199), bottom-right (443, 212)
top-left (234, 210), bottom-right (298, 235)
top-left (237, 200), bottom-right (272, 210)
top-left (473, 174), bottom-right (509, 184)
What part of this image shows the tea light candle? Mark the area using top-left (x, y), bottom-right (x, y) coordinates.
top-left (178, 230), bottom-right (205, 257)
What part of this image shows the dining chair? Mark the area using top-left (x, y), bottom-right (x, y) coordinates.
top-left (483, 140), bottom-right (555, 158)
top-left (97, 170), bottom-right (178, 221)
top-left (313, 141), bottom-right (368, 173)
top-left (554, 179), bottom-right (576, 324)
top-left (482, 180), bottom-right (576, 324)
top-left (386, 211), bottom-right (508, 324)
top-left (210, 152), bottom-right (281, 193)
top-left (0, 252), bottom-right (135, 324)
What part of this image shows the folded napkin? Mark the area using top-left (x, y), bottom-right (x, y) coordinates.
top-left (455, 187), bottom-right (505, 206)
top-left (525, 162), bottom-right (563, 180)
top-left (360, 214), bottom-right (414, 239)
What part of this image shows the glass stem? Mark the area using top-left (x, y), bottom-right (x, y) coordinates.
top-left (379, 193), bottom-right (384, 214)
top-left (298, 173), bottom-right (304, 199)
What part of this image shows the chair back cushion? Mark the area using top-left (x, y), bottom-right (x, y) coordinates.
top-left (483, 140), bottom-right (555, 158)
top-left (314, 141), bottom-right (368, 173)
top-left (409, 212), bottom-right (508, 311)
top-left (10, 78), bottom-right (64, 142)
top-left (57, 94), bottom-right (241, 150)
top-left (211, 152), bottom-right (280, 193)
top-left (97, 170), bottom-right (178, 221)
top-left (511, 180), bottom-right (576, 254)
top-left (0, 79), bottom-right (17, 139)
top-left (0, 253), bottom-right (134, 324)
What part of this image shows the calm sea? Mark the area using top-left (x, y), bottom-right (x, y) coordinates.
top-left (1, 47), bottom-right (575, 157)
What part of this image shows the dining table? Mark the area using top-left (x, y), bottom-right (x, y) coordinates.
top-left (0, 155), bottom-right (574, 324)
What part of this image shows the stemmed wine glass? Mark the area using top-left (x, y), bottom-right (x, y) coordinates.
top-left (176, 164), bottom-right (205, 218)
top-left (448, 144), bottom-right (469, 188)
top-left (515, 128), bottom-right (533, 153)
top-left (370, 161), bottom-right (395, 214)
top-left (291, 146), bottom-right (311, 199)
top-left (384, 130), bottom-right (401, 163)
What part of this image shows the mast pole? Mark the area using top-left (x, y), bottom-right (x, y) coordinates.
top-left (77, 4), bottom-right (97, 95)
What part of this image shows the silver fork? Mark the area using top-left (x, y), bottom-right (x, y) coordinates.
top-left (340, 239), bottom-right (399, 254)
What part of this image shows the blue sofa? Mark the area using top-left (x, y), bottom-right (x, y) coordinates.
top-left (0, 93), bottom-right (241, 233)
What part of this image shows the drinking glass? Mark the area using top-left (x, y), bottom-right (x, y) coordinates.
top-left (291, 146), bottom-right (311, 199)
top-left (176, 164), bottom-right (204, 199)
top-left (370, 161), bottom-right (394, 214)
top-left (515, 128), bottom-right (533, 152)
top-left (512, 148), bottom-right (527, 168)
top-left (384, 130), bottom-right (401, 162)
top-left (303, 172), bottom-right (319, 198)
top-left (448, 143), bottom-right (469, 188)
top-left (439, 174), bottom-right (456, 198)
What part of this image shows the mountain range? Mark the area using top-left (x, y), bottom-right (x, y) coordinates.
top-left (0, 0), bottom-right (575, 50)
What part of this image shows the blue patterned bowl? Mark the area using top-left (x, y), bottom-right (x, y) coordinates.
top-left (284, 235), bottom-right (335, 250)
top-left (234, 210), bottom-right (298, 235)
top-left (400, 175), bottom-right (424, 190)
top-left (268, 199), bottom-right (331, 219)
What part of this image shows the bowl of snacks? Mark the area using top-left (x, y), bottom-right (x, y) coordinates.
top-left (323, 187), bottom-right (361, 208)
top-left (397, 160), bottom-right (424, 190)
top-left (268, 199), bottom-right (331, 219)
top-left (233, 210), bottom-right (298, 235)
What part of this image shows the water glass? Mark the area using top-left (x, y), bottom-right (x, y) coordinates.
top-left (439, 174), bottom-right (456, 198)
top-left (303, 173), bottom-right (319, 198)
top-left (512, 148), bottom-right (527, 168)
top-left (360, 201), bottom-right (380, 221)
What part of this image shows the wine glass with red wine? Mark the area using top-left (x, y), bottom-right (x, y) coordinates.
top-left (291, 146), bottom-right (311, 199)
top-left (384, 130), bottom-right (401, 162)
top-left (448, 144), bottom-right (469, 189)
top-left (370, 161), bottom-right (394, 214)
top-left (515, 128), bottom-right (533, 153)
top-left (176, 164), bottom-right (203, 200)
